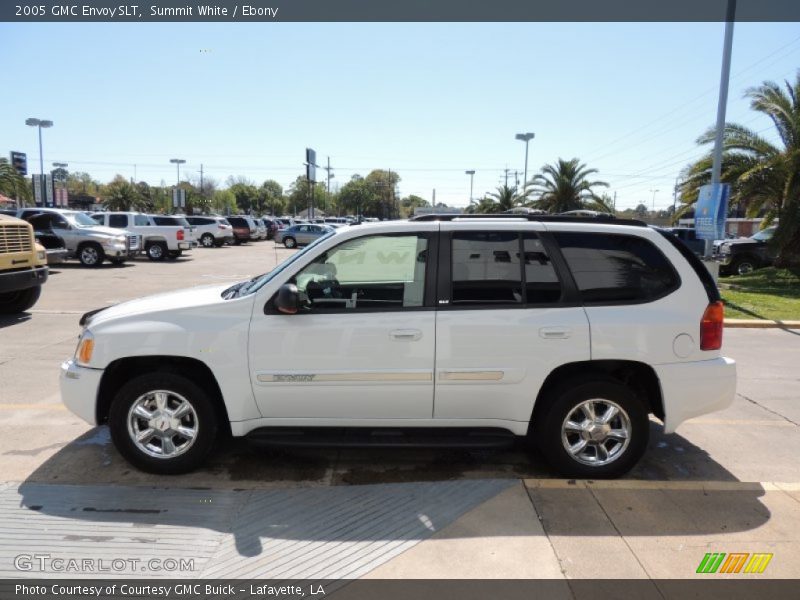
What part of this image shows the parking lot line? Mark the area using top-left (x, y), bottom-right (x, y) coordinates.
top-left (0, 403), bottom-right (66, 411)
top-left (524, 479), bottom-right (797, 491)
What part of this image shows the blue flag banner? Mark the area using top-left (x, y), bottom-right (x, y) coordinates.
top-left (695, 183), bottom-right (730, 241)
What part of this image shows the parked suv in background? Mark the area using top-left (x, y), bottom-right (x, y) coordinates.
top-left (184, 216), bottom-right (234, 248)
top-left (91, 212), bottom-right (189, 261)
top-left (60, 214), bottom-right (736, 478)
top-left (717, 226), bottom-right (777, 276)
top-left (226, 216), bottom-right (258, 244)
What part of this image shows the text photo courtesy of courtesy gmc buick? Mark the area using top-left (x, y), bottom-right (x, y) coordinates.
top-left (60, 215), bottom-right (737, 478)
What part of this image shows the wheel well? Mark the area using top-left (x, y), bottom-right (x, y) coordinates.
top-left (530, 360), bottom-right (664, 428)
top-left (96, 356), bottom-right (231, 436)
top-left (732, 253), bottom-right (760, 265)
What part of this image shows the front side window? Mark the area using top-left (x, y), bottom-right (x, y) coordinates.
top-left (134, 215), bottom-right (150, 226)
top-left (553, 232), bottom-right (679, 304)
top-left (291, 234), bottom-right (428, 311)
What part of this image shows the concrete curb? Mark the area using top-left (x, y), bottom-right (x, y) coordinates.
top-left (725, 319), bottom-right (800, 329)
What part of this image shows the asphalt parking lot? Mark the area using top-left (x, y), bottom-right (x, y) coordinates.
top-left (0, 242), bottom-right (799, 580)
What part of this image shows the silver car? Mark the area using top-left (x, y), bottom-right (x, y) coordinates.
top-left (275, 224), bottom-right (334, 248)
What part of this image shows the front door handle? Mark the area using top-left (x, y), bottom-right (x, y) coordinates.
top-left (539, 327), bottom-right (572, 340)
top-left (390, 329), bottom-right (422, 341)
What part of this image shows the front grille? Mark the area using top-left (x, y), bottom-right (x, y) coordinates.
top-left (0, 225), bottom-right (34, 254)
top-left (127, 235), bottom-right (140, 251)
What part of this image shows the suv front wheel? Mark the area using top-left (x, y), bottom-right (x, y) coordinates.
top-left (108, 372), bottom-right (218, 474)
top-left (534, 379), bottom-right (648, 478)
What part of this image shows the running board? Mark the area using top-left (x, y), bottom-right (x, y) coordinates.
top-left (245, 427), bottom-right (518, 449)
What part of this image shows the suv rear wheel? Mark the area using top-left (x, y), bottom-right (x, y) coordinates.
top-left (108, 372), bottom-right (218, 474)
top-left (730, 256), bottom-right (758, 276)
top-left (534, 379), bottom-right (648, 478)
top-left (200, 233), bottom-right (215, 248)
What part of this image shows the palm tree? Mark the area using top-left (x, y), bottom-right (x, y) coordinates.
top-left (484, 185), bottom-right (531, 212)
top-left (678, 73), bottom-right (800, 267)
top-left (0, 158), bottom-right (32, 203)
top-left (102, 176), bottom-right (147, 211)
top-left (528, 158), bottom-right (611, 213)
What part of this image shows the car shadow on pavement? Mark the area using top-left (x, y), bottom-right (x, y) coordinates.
top-left (0, 314), bottom-right (32, 329)
top-left (13, 420), bottom-right (771, 558)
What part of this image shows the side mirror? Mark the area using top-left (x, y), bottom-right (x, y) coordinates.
top-left (274, 283), bottom-right (299, 315)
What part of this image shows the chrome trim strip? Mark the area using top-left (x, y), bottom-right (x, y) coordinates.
top-left (257, 371), bottom-right (433, 383)
top-left (438, 370), bottom-right (505, 381)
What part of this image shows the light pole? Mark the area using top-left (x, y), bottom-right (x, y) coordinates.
top-left (515, 132), bottom-right (535, 191)
top-left (650, 189), bottom-right (660, 212)
top-left (26, 118), bottom-right (53, 205)
top-left (465, 170), bottom-right (475, 204)
top-left (170, 158), bottom-right (186, 186)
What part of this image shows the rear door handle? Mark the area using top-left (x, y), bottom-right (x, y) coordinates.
top-left (539, 327), bottom-right (571, 339)
top-left (390, 329), bottom-right (422, 341)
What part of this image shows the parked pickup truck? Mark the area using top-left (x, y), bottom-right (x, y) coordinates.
top-left (717, 226), bottom-right (777, 276)
top-left (91, 212), bottom-right (192, 261)
top-left (16, 208), bottom-right (140, 267)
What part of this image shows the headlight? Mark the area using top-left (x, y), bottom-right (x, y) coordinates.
top-left (37, 250), bottom-right (46, 261)
top-left (75, 330), bottom-right (95, 366)
top-left (719, 244), bottom-right (731, 255)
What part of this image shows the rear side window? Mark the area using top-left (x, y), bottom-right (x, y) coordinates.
top-left (108, 214), bottom-right (128, 228)
top-left (450, 231), bottom-right (563, 306)
top-left (152, 216), bottom-right (175, 226)
top-left (553, 232), bottom-right (679, 304)
top-left (228, 217), bottom-right (244, 227)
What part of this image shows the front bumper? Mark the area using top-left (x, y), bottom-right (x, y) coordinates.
top-left (0, 265), bottom-right (48, 293)
top-left (655, 357), bottom-right (737, 433)
top-left (60, 359), bottom-right (103, 425)
top-left (45, 249), bottom-right (68, 265)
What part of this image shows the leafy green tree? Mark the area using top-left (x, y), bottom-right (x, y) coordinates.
top-left (529, 158), bottom-right (610, 213)
top-left (399, 194), bottom-right (429, 218)
top-left (259, 179), bottom-right (285, 215)
top-left (678, 73), bottom-right (800, 266)
top-left (338, 175), bottom-right (378, 218)
top-left (0, 158), bottom-right (32, 203)
top-left (634, 203), bottom-right (649, 219)
top-left (102, 175), bottom-right (147, 211)
top-left (286, 175), bottom-right (326, 216)
top-left (212, 189), bottom-right (237, 215)
top-left (364, 170), bottom-right (401, 219)
top-left (67, 172), bottom-right (100, 197)
top-left (226, 177), bottom-right (259, 213)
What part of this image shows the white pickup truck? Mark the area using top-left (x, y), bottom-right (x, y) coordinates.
top-left (91, 212), bottom-right (193, 261)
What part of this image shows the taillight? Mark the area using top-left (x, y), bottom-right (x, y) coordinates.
top-left (700, 301), bottom-right (724, 350)
top-left (177, 229), bottom-right (185, 241)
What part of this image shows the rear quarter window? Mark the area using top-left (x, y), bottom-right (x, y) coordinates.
top-left (552, 232), bottom-right (680, 304)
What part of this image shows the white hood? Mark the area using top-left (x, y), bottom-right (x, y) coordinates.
top-left (84, 283), bottom-right (237, 327)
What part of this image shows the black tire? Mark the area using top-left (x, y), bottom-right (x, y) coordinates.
top-left (730, 256), bottom-right (758, 276)
top-left (200, 233), bottom-right (215, 248)
top-left (108, 372), bottom-right (218, 474)
top-left (533, 379), bottom-right (648, 478)
top-left (78, 243), bottom-right (105, 267)
top-left (0, 285), bottom-right (41, 314)
top-left (146, 242), bottom-right (167, 261)
top-left (284, 237), bottom-right (297, 249)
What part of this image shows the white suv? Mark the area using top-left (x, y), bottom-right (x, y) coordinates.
top-left (184, 215), bottom-right (235, 248)
top-left (60, 215), bottom-right (736, 477)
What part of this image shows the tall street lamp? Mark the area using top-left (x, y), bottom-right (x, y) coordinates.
top-left (25, 118), bottom-right (53, 176)
top-left (650, 189), bottom-right (660, 212)
top-left (465, 170), bottom-right (475, 204)
top-left (170, 158), bottom-right (186, 185)
top-left (515, 132), bottom-right (535, 191)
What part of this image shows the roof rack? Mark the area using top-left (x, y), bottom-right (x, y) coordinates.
top-left (409, 213), bottom-right (648, 227)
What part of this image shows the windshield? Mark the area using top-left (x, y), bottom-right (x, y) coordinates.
top-left (68, 212), bottom-right (102, 227)
top-left (751, 228), bottom-right (775, 241)
top-left (223, 229), bottom-right (336, 299)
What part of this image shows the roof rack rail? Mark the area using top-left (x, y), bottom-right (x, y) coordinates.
top-left (408, 213), bottom-right (648, 227)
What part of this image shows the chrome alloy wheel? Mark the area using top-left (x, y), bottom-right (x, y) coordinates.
top-left (561, 399), bottom-right (631, 466)
top-left (80, 246), bottom-right (100, 265)
top-left (127, 390), bottom-right (199, 459)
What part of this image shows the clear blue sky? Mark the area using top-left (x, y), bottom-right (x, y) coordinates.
top-left (1, 22), bottom-right (798, 209)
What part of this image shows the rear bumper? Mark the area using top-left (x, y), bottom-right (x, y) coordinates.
top-left (0, 265), bottom-right (48, 293)
top-left (655, 357), bottom-right (737, 433)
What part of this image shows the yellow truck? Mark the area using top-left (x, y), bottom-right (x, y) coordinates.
top-left (0, 213), bottom-right (48, 314)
